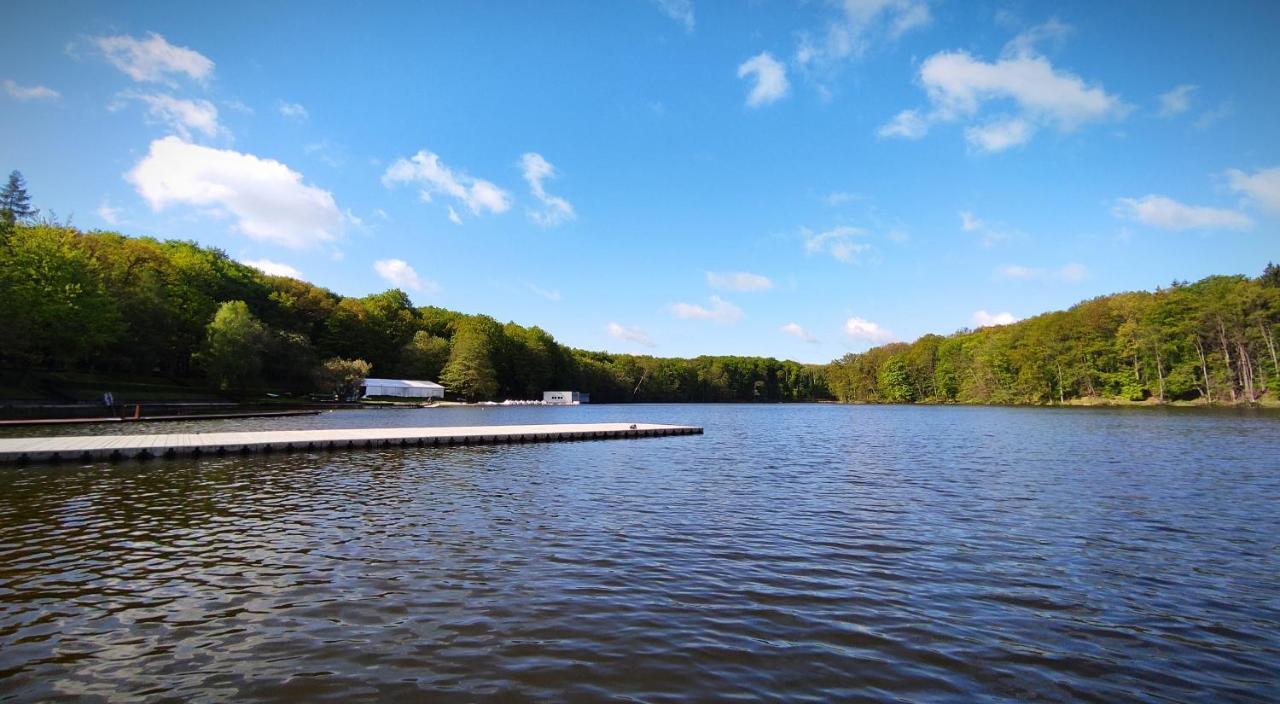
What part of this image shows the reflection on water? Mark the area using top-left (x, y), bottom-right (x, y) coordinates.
top-left (1, 405), bottom-right (1279, 701)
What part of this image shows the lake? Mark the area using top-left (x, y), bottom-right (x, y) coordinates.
top-left (1, 404), bottom-right (1278, 702)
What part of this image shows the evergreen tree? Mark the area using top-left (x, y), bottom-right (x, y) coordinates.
top-left (0, 171), bottom-right (38, 226)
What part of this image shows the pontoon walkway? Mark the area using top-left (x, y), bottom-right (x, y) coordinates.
top-left (0, 422), bottom-right (703, 465)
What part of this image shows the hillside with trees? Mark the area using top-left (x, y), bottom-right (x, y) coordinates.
top-left (0, 222), bottom-right (828, 404)
top-left (827, 268), bottom-right (1280, 405)
top-left (0, 216), bottom-right (1275, 406)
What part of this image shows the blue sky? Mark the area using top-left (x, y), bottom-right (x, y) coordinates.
top-left (3, 1), bottom-right (1278, 363)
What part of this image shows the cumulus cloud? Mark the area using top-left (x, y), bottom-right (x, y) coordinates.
top-left (802, 225), bottom-right (871, 262)
top-left (242, 258), bottom-right (303, 279)
top-left (671, 295), bottom-right (743, 323)
top-left (1157, 84), bottom-right (1196, 118)
top-left (796, 0), bottom-right (931, 68)
top-left (781, 322), bottom-right (819, 343)
top-left (1112, 195), bottom-right (1253, 231)
top-left (737, 52), bottom-right (789, 108)
top-left (997, 263), bottom-right (1088, 282)
top-left (843, 316), bottom-right (894, 344)
top-left (652, 0), bottom-right (694, 32)
top-left (607, 322), bottom-right (655, 348)
top-left (96, 200), bottom-right (123, 225)
top-left (3, 79), bottom-right (59, 101)
top-left (958, 210), bottom-right (1016, 247)
top-left (878, 21), bottom-right (1126, 150)
top-left (973, 310), bottom-right (1018, 327)
top-left (127, 136), bottom-right (344, 249)
top-left (374, 259), bottom-right (437, 293)
top-left (278, 101), bottom-right (308, 121)
top-left (92, 32), bottom-right (213, 84)
top-left (520, 152), bottom-right (576, 227)
top-left (964, 116), bottom-right (1033, 152)
top-left (111, 91), bottom-right (224, 140)
top-left (1226, 166), bottom-right (1280, 214)
top-left (877, 109), bottom-right (927, 139)
top-left (382, 150), bottom-right (511, 220)
top-left (706, 271), bottom-right (773, 292)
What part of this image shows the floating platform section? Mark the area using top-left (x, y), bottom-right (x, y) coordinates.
top-left (0, 422), bottom-right (703, 465)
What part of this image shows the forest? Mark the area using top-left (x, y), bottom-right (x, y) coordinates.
top-left (827, 267), bottom-right (1280, 405)
top-left (0, 221), bottom-right (829, 403)
top-left (0, 214), bottom-right (1276, 406)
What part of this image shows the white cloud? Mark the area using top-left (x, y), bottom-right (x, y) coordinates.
top-left (1226, 166), bottom-right (1280, 214)
top-left (737, 52), bottom-right (789, 108)
top-left (278, 101), bottom-right (308, 121)
top-left (382, 150), bottom-right (511, 220)
top-left (447, 206), bottom-right (462, 225)
top-left (781, 322), bottom-right (819, 343)
top-left (374, 259), bottom-right (438, 293)
top-left (706, 271), bottom-right (773, 292)
top-left (796, 0), bottom-right (931, 68)
top-left (1193, 101), bottom-right (1234, 131)
top-left (671, 295), bottom-right (743, 323)
top-left (520, 152), bottom-right (576, 227)
top-left (1112, 195), bottom-right (1253, 231)
top-left (825, 191), bottom-right (864, 206)
top-left (242, 258), bottom-right (303, 279)
top-left (652, 0), bottom-right (694, 32)
top-left (920, 50), bottom-right (1124, 127)
top-left (112, 91), bottom-right (223, 140)
top-left (802, 225), bottom-right (871, 262)
top-left (606, 322), bottom-right (655, 348)
top-left (843, 316), bottom-right (894, 344)
top-left (127, 136), bottom-right (344, 249)
top-left (92, 32), bottom-right (213, 84)
top-left (877, 109), bottom-right (928, 139)
top-left (881, 25), bottom-right (1125, 149)
top-left (1157, 84), bottom-right (1196, 118)
top-left (3, 79), bottom-right (59, 101)
top-left (973, 310), bottom-right (1018, 327)
top-left (96, 200), bottom-right (123, 225)
top-left (958, 210), bottom-right (1015, 247)
top-left (997, 263), bottom-right (1089, 282)
top-left (964, 116), bottom-right (1033, 152)
top-left (527, 283), bottom-right (561, 301)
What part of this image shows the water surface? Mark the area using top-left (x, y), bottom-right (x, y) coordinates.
top-left (1, 404), bottom-right (1278, 702)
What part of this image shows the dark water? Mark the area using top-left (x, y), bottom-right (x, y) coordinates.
top-left (1, 404), bottom-right (1278, 702)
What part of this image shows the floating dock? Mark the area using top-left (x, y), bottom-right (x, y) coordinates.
top-left (0, 422), bottom-right (703, 465)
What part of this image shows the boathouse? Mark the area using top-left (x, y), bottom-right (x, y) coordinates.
top-left (543, 391), bottom-right (589, 405)
top-left (361, 378), bottom-right (445, 399)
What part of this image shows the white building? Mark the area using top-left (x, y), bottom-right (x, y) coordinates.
top-left (543, 391), bottom-right (589, 405)
top-left (361, 378), bottom-right (445, 399)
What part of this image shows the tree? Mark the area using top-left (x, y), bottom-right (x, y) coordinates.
top-left (398, 331), bottom-right (451, 381)
top-left (313, 357), bottom-right (372, 400)
top-left (0, 171), bottom-right (38, 226)
top-left (439, 319), bottom-right (500, 401)
top-left (196, 300), bottom-right (267, 391)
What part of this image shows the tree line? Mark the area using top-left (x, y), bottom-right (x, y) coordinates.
top-left (0, 222), bottom-right (829, 402)
top-left (827, 268), bottom-right (1280, 405)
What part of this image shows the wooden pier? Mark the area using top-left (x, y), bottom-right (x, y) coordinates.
top-left (0, 422), bottom-right (703, 465)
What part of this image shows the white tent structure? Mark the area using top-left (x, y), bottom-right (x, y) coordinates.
top-left (361, 378), bottom-right (445, 399)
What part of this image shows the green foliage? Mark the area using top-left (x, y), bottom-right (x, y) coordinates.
top-left (196, 301), bottom-right (267, 391)
top-left (398, 331), bottom-right (450, 381)
top-left (313, 357), bottom-right (372, 399)
top-left (825, 267), bottom-right (1280, 406)
top-left (2, 224), bottom-right (1275, 406)
top-left (440, 319), bottom-right (500, 401)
